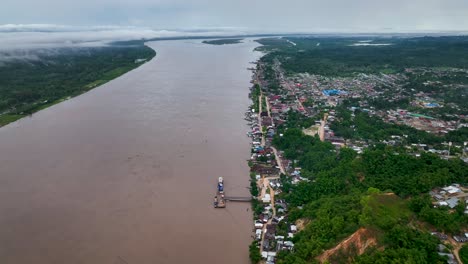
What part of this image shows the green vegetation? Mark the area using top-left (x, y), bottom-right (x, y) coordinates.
top-left (259, 36), bottom-right (468, 77)
top-left (360, 191), bottom-right (412, 229)
top-left (272, 112), bottom-right (467, 263)
top-left (255, 38), bottom-right (292, 52)
top-left (354, 225), bottom-right (443, 264)
top-left (279, 194), bottom-right (362, 263)
top-left (202, 38), bottom-right (243, 45)
top-left (251, 84), bottom-right (261, 112)
top-left (250, 172), bottom-right (259, 197)
top-left (255, 35), bottom-right (468, 264)
top-left (0, 43), bottom-right (155, 127)
top-left (411, 194), bottom-right (468, 233)
top-left (333, 107), bottom-right (433, 143)
top-left (330, 106), bottom-right (468, 145)
top-left (249, 240), bottom-right (262, 263)
top-left (404, 69), bottom-right (468, 117)
top-left (0, 114), bottom-right (24, 126)
top-left (460, 244), bottom-right (468, 264)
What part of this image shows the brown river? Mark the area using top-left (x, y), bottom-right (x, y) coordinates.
top-left (0, 39), bottom-right (260, 264)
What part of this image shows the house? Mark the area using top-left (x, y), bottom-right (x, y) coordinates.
top-left (275, 235), bottom-right (285, 241)
top-left (438, 201), bottom-right (449, 207)
top-left (251, 164), bottom-right (279, 175)
top-left (437, 253), bottom-right (457, 264)
top-left (262, 117), bottom-right (273, 126)
top-left (431, 232), bottom-right (448, 240)
top-left (255, 221), bottom-right (264, 229)
top-left (446, 197), bottom-right (459, 209)
top-left (262, 194), bottom-right (271, 203)
top-left (290, 225), bottom-right (297, 233)
top-left (453, 235), bottom-right (468, 243)
top-left (262, 239), bottom-right (271, 251)
top-left (265, 224), bottom-right (277, 239)
top-left (261, 251), bottom-right (276, 261)
top-left (255, 229), bottom-right (262, 240)
top-left (443, 185), bottom-right (462, 195)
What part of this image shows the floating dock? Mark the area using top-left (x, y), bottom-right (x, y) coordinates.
top-left (224, 196), bottom-right (252, 202)
top-left (213, 177), bottom-right (252, 208)
top-left (214, 177), bottom-right (226, 208)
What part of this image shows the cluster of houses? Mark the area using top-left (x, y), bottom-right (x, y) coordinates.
top-left (268, 63), bottom-right (468, 161)
top-left (429, 183), bottom-right (468, 260)
top-left (436, 243), bottom-right (458, 264)
top-left (369, 108), bottom-right (461, 136)
top-left (253, 194), bottom-right (298, 264)
top-left (412, 92), bottom-right (443, 109)
top-left (430, 184), bottom-right (468, 210)
top-left (282, 72), bottom-right (408, 115)
top-left (248, 60), bottom-right (468, 263)
top-left (432, 230), bottom-right (467, 264)
top-left (245, 64), bottom-right (313, 263)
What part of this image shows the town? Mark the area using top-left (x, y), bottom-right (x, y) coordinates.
top-left (245, 37), bottom-right (468, 264)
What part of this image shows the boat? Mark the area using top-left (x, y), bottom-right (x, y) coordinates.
top-left (214, 177), bottom-right (226, 208)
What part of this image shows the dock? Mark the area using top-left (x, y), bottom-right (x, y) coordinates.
top-left (214, 192), bottom-right (226, 208)
top-left (224, 196), bottom-right (252, 202)
top-left (214, 177), bottom-right (251, 208)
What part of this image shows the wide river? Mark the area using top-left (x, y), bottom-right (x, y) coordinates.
top-left (0, 39), bottom-right (261, 264)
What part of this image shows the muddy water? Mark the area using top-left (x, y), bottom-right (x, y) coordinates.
top-left (0, 39), bottom-right (260, 264)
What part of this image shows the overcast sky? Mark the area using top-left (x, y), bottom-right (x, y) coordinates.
top-left (1, 0), bottom-right (468, 54)
top-left (2, 0), bottom-right (468, 32)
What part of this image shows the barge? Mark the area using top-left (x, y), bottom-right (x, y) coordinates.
top-left (214, 177), bottom-right (226, 208)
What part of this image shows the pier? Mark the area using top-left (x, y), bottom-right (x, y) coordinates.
top-left (224, 196), bottom-right (253, 202)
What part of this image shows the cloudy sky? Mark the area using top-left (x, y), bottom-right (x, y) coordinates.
top-left (1, 0), bottom-right (468, 53)
top-left (2, 0), bottom-right (468, 32)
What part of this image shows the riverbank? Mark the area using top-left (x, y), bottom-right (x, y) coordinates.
top-left (0, 39), bottom-right (260, 264)
top-left (0, 44), bottom-right (155, 127)
top-left (245, 37), bottom-right (468, 264)
top-left (245, 60), bottom-right (292, 263)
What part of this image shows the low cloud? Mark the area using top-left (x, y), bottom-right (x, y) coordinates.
top-left (0, 24), bottom-right (248, 61)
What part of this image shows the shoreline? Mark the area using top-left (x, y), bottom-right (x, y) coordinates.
top-left (246, 58), bottom-right (284, 263)
top-left (0, 45), bottom-right (156, 128)
top-left (0, 39), bottom-right (260, 264)
top-left (245, 53), bottom-right (296, 264)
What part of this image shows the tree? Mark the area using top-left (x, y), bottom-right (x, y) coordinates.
top-left (249, 241), bottom-right (261, 264)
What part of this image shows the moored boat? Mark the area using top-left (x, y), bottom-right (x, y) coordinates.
top-left (214, 177), bottom-right (226, 208)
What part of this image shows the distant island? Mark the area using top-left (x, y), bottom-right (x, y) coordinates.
top-left (202, 38), bottom-right (243, 45)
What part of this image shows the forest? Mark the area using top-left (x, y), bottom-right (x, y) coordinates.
top-left (0, 43), bottom-right (155, 126)
top-left (257, 36), bottom-right (468, 77)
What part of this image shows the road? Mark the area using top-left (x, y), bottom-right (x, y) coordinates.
top-left (318, 113), bottom-right (328, 142)
top-left (258, 94), bottom-right (266, 147)
top-left (256, 72), bottom-right (281, 256)
top-left (259, 177), bottom-right (277, 255)
top-left (447, 237), bottom-right (462, 264)
top-left (265, 96), bottom-right (273, 126)
top-left (271, 146), bottom-right (285, 175)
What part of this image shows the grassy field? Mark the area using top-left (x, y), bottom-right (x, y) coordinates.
top-left (0, 114), bottom-right (24, 127)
